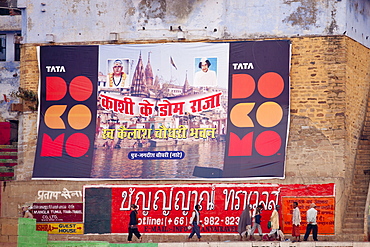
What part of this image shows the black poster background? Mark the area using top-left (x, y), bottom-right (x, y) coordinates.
top-left (84, 188), bottom-right (112, 234)
top-left (223, 40), bottom-right (291, 178)
top-left (33, 46), bottom-right (98, 178)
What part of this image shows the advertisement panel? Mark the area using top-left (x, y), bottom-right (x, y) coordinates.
top-left (32, 203), bottom-right (83, 222)
top-left (33, 46), bottom-right (98, 178)
top-left (34, 41), bottom-right (290, 179)
top-left (36, 223), bottom-right (84, 234)
top-left (281, 197), bottom-right (335, 235)
top-left (224, 41), bottom-right (290, 178)
top-left (84, 183), bottom-right (335, 235)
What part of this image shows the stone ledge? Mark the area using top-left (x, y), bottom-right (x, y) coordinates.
top-left (155, 242), bottom-right (370, 247)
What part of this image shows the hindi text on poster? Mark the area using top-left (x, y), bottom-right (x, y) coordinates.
top-left (281, 197), bottom-right (335, 235)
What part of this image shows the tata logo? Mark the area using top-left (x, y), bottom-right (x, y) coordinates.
top-left (232, 63), bottom-right (254, 70)
top-left (228, 72), bottom-right (284, 156)
top-left (46, 66), bottom-right (66, 73)
top-left (40, 76), bottom-right (93, 157)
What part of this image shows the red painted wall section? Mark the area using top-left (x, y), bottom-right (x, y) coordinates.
top-left (0, 122), bottom-right (10, 145)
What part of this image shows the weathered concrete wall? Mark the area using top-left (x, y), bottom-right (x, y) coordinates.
top-left (346, 0), bottom-right (370, 48)
top-left (17, 0), bottom-right (348, 44)
top-left (0, 15), bottom-right (21, 31)
top-left (0, 61), bottom-right (20, 122)
top-left (0, 15), bottom-right (22, 122)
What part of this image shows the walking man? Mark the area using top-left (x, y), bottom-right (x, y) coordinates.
top-left (292, 202), bottom-right (301, 242)
top-left (250, 204), bottom-right (263, 240)
top-left (265, 205), bottom-right (280, 241)
top-left (127, 204), bottom-right (142, 243)
top-left (238, 205), bottom-right (252, 240)
top-left (303, 203), bottom-right (318, 241)
top-left (188, 205), bottom-right (203, 241)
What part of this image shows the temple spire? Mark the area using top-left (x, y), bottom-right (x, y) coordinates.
top-left (183, 70), bottom-right (191, 95)
top-left (130, 51), bottom-right (149, 97)
top-left (145, 51), bottom-right (154, 86)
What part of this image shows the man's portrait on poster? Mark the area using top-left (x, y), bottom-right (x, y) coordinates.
top-left (107, 59), bottom-right (130, 88)
top-left (193, 57), bottom-right (218, 87)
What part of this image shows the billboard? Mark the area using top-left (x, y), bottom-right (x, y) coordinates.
top-left (36, 223), bottom-right (84, 234)
top-left (33, 41), bottom-right (291, 179)
top-left (32, 203), bottom-right (83, 222)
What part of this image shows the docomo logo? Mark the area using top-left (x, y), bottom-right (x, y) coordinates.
top-left (229, 72), bottom-right (285, 157)
top-left (41, 76), bottom-right (93, 158)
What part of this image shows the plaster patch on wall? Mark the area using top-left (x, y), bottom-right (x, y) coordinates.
top-left (166, 0), bottom-right (198, 20)
top-left (125, 7), bottom-right (136, 18)
top-left (0, 62), bottom-right (20, 121)
top-left (137, 0), bottom-right (199, 25)
top-left (2, 62), bottom-right (18, 73)
top-left (95, 3), bottom-right (108, 19)
top-left (325, 9), bottom-right (338, 34)
top-left (0, 62), bottom-right (20, 85)
top-left (349, 0), bottom-right (370, 22)
top-left (0, 101), bottom-right (18, 121)
top-left (282, 0), bottom-right (320, 30)
top-left (138, 0), bottom-right (166, 24)
top-left (27, 17), bottom-right (34, 30)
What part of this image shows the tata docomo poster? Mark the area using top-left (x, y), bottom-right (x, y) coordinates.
top-left (33, 41), bottom-right (290, 179)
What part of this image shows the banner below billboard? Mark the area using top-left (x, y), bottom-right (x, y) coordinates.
top-left (84, 183), bottom-right (335, 235)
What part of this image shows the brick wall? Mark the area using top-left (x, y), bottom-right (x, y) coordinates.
top-left (287, 36), bottom-right (370, 230)
top-left (16, 112), bottom-right (37, 180)
top-left (15, 44), bottom-right (39, 180)
top-left (344, 37), bottom-right (370, 168)
top-left (19, 45), bottom-right (39, 93)
top-left (8, 36), bottom-right (370, 240)
top-left (288, 36), bottom-right (347, 178)
top-left (343, 37), bottom-right (370, 227)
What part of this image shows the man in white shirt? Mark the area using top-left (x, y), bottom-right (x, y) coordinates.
top-left (292, 202), bottom-right (301, 242)
top-left (193, 58), bottom-right (217, 87)
top-left (303, 203), bottom-right (318, 241)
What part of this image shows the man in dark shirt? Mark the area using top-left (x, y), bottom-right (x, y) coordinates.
top-left (128, 204), bottom-right (142, 242)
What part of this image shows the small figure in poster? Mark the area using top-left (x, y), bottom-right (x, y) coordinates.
top-left (127, 204), bottom-right (142, 243)
top-left (21, 205), bottom-right (33, 218)
top-left (264, 205), bottom-right (280, 241)
top-left (303, 203), bottom-right (318, 241)
top-left (188, 204), bottom-right (203, 241)
top-left (292, 201), bottom-right (302, 242)
top-left (250, 204), bottom-right (263, 240)
top-left (108, 59), bottom-right (128, 88)
top-left (237, 204), bottom-right (252, 240)
top-left (193, 58), bottom-right (217, 87)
